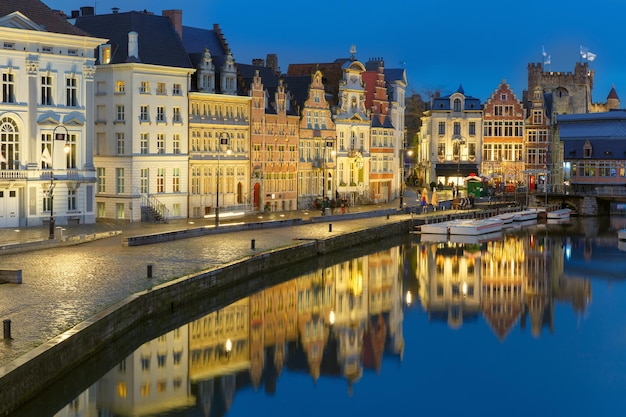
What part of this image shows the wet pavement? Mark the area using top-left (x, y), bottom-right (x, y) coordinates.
top-left (1, 189), bottom-right (447, 367)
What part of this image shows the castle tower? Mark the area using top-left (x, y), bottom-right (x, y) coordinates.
top-left (527, 62), bottom-right (594, 114)
top-left (607, 85), bottom-right (620, 110)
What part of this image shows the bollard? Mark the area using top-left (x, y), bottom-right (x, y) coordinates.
top-left (251, 239), bottom-right (256, 250)
top-left (3, 319), bottom-right (11, 340)
top-left (387, 213), bottom-right (390, 220)
top-left (329, 223), bottom-right (332, 232)
top-left (147, 264), bottom-right (153, 278)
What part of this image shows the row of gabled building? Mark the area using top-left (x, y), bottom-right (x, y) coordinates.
top-left (0, 1), bottom-right (407, 228)
top-left (416, 61), bottom-right (625, 197)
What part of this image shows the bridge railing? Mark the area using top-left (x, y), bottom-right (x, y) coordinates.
top-left (595, 186), bottom-right (626, 198)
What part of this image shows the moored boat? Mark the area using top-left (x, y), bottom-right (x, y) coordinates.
top-left (618, 229), bottom-right (626, 241)
top-left (547, 208), bottom-right (572, 220)
top-left (493, 212), bottom-right (515, 224)
top-left (419, 220), bottom-right (458, 234)
top-left (448, 218), bottom-right (504, 236)
top-left (513, 210), bottom-right (538, 222)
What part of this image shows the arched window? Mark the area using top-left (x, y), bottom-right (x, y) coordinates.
top-left (453, 98), bottom-right (462, 112)
top-left (0, 117), bottom-right (19, 170)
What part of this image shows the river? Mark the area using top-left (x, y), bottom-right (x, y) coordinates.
top-left (14, 216), bottom-right (626, 417)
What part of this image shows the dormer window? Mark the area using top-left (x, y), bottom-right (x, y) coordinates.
top-left (453, 98), bottom-right (461, 112)
top-left (99, 44), bottom-right (111, 64)
top-left (583, 140), bottom-right (592, 158)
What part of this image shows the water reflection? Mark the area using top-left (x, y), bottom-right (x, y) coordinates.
top-left (47, 219), bottom-right (626, 417)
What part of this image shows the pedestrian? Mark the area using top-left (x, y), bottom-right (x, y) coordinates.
top-left (431, 189), bottom-right (438, 211)
top-left (452, 184), bottom-right (457, 199)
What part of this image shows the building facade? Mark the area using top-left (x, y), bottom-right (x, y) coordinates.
top-left (482, 81), bottom-right (525, 188)
top-left (420, 85), bottom-right (483, 187)
top-left (74, 10), bottom-right (194, 222)
top-left (0, 0), bottom-right (104, 228)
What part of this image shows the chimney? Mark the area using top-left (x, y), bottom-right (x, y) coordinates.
top-left (112, 7), bottom-right (119, 14)
top-left (71, 10), bottom-right (80, 18)
top-left (80, 6), bottom-right (94, 16)
top-left (162, 10), bottom-right (183, 39)
top-left (252, 58), bottom-right (265, 67)
top-left (128, 31), bottom-right (139, 60)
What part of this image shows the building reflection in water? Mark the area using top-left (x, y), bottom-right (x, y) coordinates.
top-left (54, 231), bottom-right (592, 417)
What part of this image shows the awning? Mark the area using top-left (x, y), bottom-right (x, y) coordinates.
top-left (435, 163), bottom-right (479, 178)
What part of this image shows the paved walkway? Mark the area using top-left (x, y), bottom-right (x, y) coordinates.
top-left (1, 189), bottom-right (453, 367)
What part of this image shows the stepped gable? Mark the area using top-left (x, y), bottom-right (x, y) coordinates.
top-left (74, 10), bottom-right (192, 68)
top-left (183, 24), bottom-right (228, 69)
top-left (0, 0), bottom-right (90, 36)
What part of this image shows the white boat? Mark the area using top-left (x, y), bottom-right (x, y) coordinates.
top-left (420, 231), bottom-right (503, 245)
top-left (419, 220), bottom-right (458, 234)
top-left (492, 212), bottom-right (515, 224)
top-left (448, 218), bottom-right (504, 236)
top-left (618, 229), bottom-right (626, 241)
top-left (547, 208), bottom-right (572, 220)
top-left (513, 210), bottom-right (538, 222)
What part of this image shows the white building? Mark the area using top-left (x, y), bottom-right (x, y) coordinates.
top-left (74, 10), bottom-right (194, 222)
top-left (0, 0), bottom-right (105, 228)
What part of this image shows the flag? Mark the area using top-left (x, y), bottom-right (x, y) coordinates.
top-left (587, 52), bottom-right (597, 62)
top-left (544, 55), bottom-right (551, 65)
top-left (580, 45), bottom-right (588, 59)
top-left (542, 45), bottom-right (547, 57)
top-left (41, 147), bottom-right (52, 165)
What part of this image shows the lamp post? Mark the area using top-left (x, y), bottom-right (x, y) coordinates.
top-left (216, 132), bottom-right (232, 227)
top-left (322, 137), bottom-right (334, 205)
top-left (400, 148), bottom-right (413, 208)
top-left (47, 126), bottom-right (70, 239)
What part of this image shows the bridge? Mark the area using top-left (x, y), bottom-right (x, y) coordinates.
top-left (510, 187), bottom-right (626, 216)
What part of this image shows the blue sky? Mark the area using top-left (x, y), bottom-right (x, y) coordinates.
top-left (46, 0), bottom-right (626, 103)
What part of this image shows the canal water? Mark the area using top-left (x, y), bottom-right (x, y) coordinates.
top-left (18, 217), bottom-right (626, 416)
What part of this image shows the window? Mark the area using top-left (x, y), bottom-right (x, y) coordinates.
top-left (116, 168), bottom-right (125, 193)
top-left (140, 168), bottom-right (148, 193)
top-left (453, 122), bottom-right (461, 136)
top-left (116, 81), bottom-right (125, 93)
top-left (3, 42), bottom-right (15, 49)
top-left (469, 122), bottom-right (476, 136)
top-left (66, 134), bottom-right (77, 169)
top-left (157, 134), bottom-right (165, 154)
top-left (140, 133), bottom-right (148, 154)
top-left (173, 134), bottom-right (181, 154)
top-left (41, 76), bottom-right (53, 105)
top-left (68, 49), bottom-right (77, 56)
top-left (172, 83), bottom-right (182, 95)
top-left (173, 168), bottom-right (180, 192)
top-left (140, 81), bottom-right (150, 94)
top-left (116, 203), bottom-right (125, 219)
top-left (116, 105), bottom-right (125, 122)
top-left (156, 168), bottom-right (164, 192)
top-left (97, 167), bottom-right (105, 192)
top-left (438, 122), bottom-right (445, 135)
top-left (41, 133), bottom-right (52, 169)
top-left (173, 107), bottom-right (182, 123)
top-left (2, 73), bottom-right (15, 103)
top-left (66, 76), bottom-right (78, 107)
top-left (99, 44), bottom-right (111, 64)
top-left (532, 110), bottom-right (542, 124)
top-left (140, 105), bottom-right (149, 122)
top-left (157, 106), bottom-right (165, 123)
top-left (156, 82), bottom-right (166, 95)
top-left (67, 189), bottom-right (77, 211)
top-left (453, 98), bottom-right (461, 112)
top-left (116, 132), bottom-right (125, 155)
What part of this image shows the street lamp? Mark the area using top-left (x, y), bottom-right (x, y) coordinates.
top-left (400, 148), bottom-right (413, 208)
top-left (215, 132), bottom-right (232, 227)
top-left (47, 126), bottom-right (70, 239)
top-left (322, 137), bottom-right (334, 202)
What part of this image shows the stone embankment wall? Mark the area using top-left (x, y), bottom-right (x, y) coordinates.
top-left (0, 219), bottom-right (409, 416)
